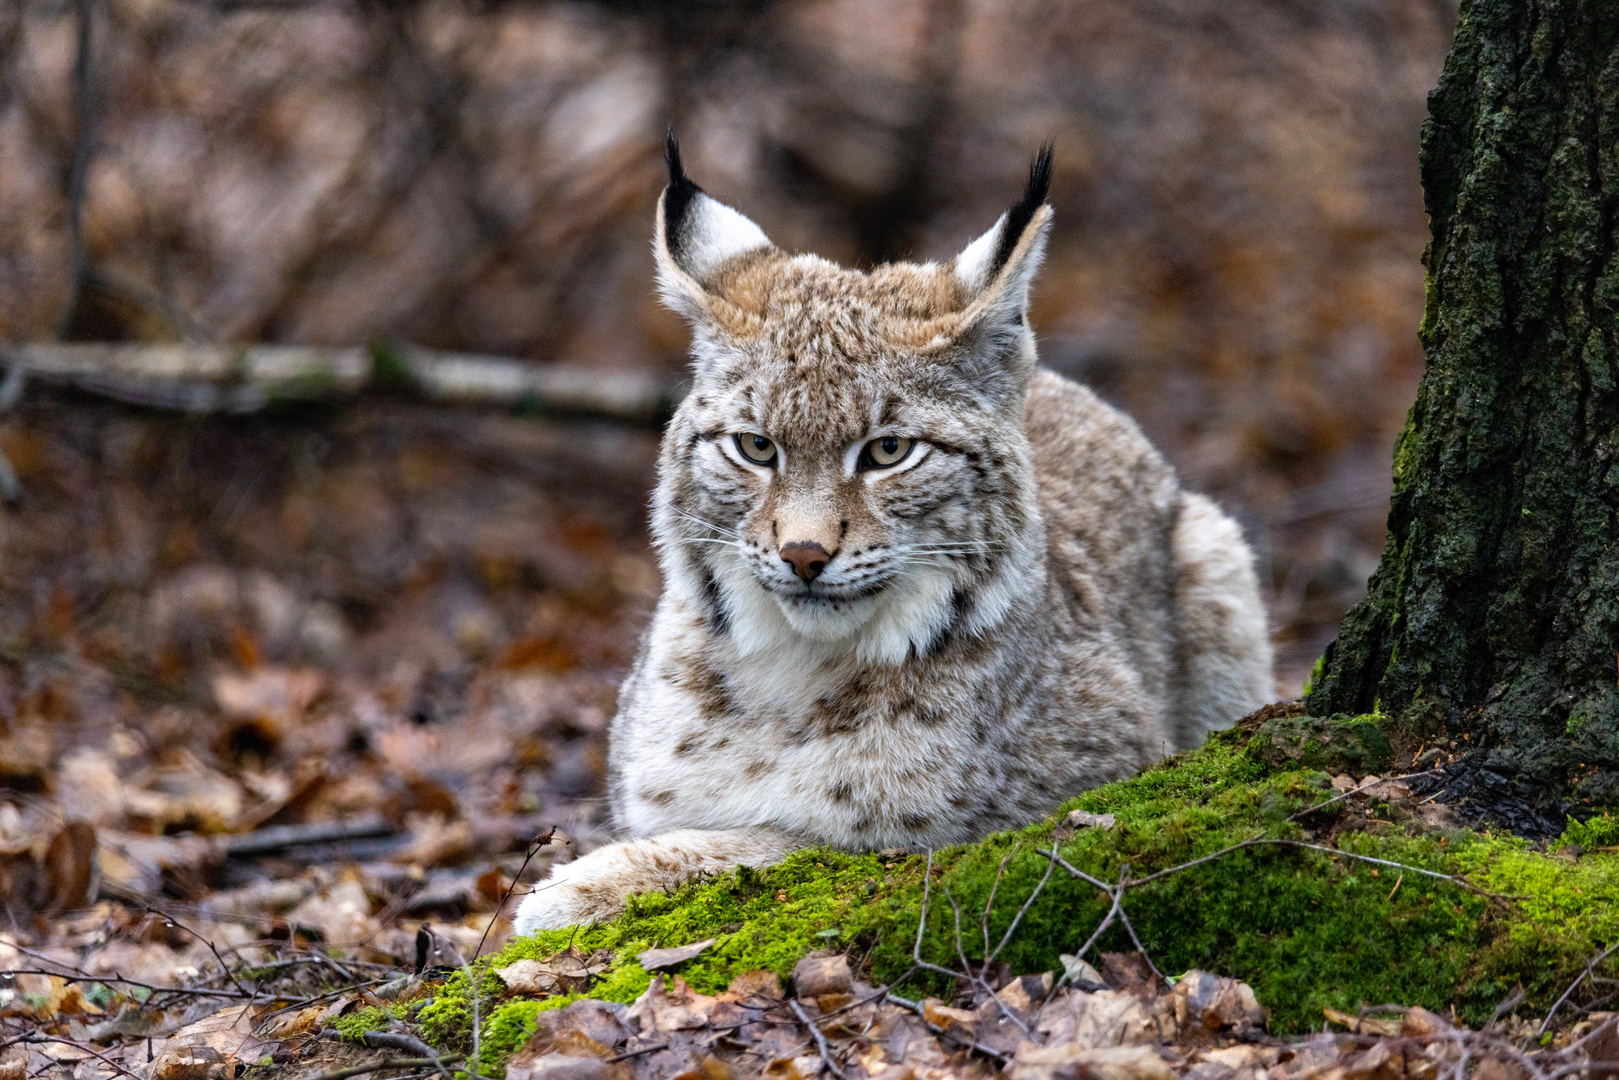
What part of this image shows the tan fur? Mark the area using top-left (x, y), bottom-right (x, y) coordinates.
top-left (515, 167), bottom-right (1272, 934)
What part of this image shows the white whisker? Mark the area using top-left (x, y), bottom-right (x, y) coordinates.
top-left (669, 507), bottom-right (743, 539)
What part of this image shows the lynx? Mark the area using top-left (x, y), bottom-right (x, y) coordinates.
top-left (514, 141), bottom-right (1272, 933)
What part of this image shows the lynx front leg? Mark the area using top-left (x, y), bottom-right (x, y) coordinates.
top-left (512, 828), bottom-right (800, 933)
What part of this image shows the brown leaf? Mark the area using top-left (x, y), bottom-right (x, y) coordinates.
top-left (626, 975), bottom-right (716, 1035)
top-left (147, 1003), bottom-right (272, 1079)
top-left (1102, 952), bottom-right (1165, 996)
top-left (497, 948), bottom-right (611, 996)
top-left (726, 969), bottom-right (783, 1001)
top-left (9, 974), bottom-right (102, 1019)
top-left (285, 878), bottom-right (376, 945)
top-left (1008, 1043), bottom-right (1177, 1080)
top-left (792, 954), bottom-right (852, 999)
top-left (258, 1006), bottom-right (327, 1039)
top-left (1067, 810), bottom-right (1117, 829)
top-left (763, 1055), bottom-right (824, 1080)
top-left (1401, 1007), bottom-right (1453, 1038)
top-left (921, 998), bottom-right (978, 1034)
top-left (0, 1047), bottom-right (24, 1080)
top-left (638, 938), bottom-right (716, 971)
top-left (507, 1053), bottom-right (610, 1080)
top-left (151, 1045), bottom-right (231, 1080)
top-left (1172, 970), bottom-right (1266, 1036)
top-left (526, 999), bottom-right (632, 1052)
top-left (389, 816), bottom-right (476, 868)
top-left (1036, 986), bottom-right (1167, 1048)
top-left (41, 821), bottom-right (97, 913)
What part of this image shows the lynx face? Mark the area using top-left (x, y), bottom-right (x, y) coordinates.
top-left (652, 143), bottom-right (1055, 665)
top-left (668, 320), bottom-right (1033, 655)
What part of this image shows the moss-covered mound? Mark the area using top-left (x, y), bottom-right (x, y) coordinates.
top-left (411, 721), bottom-right (1619, 1075)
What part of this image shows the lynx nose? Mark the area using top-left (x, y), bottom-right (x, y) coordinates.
top-left (779, 541), bottom-right (832, 582)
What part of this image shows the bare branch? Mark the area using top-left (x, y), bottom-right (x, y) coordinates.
top-left (1539, 941), bottom-right (1619, 1036)
top-left (790, 998), bottom-right (848, 1080)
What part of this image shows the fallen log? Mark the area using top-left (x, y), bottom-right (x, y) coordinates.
top-left (0, 342), bottom-right (682, 424)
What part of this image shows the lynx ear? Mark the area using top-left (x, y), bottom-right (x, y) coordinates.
top-left (930, 145), bottom-right (1053, 407)
top-left (655, 133), bottom-right (775, 321)
top-left (951, 143), bottom-right (1054, 320)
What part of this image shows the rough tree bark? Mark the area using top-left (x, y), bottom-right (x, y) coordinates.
top-left (1307, 0), bottom-right (1619, 804)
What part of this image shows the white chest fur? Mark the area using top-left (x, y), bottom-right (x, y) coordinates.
top-left (613, 611), bottom-right (996, 850)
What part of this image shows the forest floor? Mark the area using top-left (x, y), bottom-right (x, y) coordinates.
top-left (0, 390), bottom-right (1612, 1079)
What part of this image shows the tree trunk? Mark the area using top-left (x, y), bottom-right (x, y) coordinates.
top-left (1306, 0), bottom-right (1619, 804)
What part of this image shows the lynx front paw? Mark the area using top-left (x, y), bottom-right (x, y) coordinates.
top-left (512, 857), bottom-right (628, 933)
top-left (509, 829), bottom-right (799, 936)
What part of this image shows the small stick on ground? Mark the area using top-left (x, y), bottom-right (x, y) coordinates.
top-left (945, 886), bottom-right (1027, 1035)
top-left (986, 843), bottom-right (1061, 965)
top-left (322, 1029), bottom-right (456, 1079)
top-left (144, 904), bottom-right (249, 996)
top-left (886, 993), bottom-right (1010, 1062)
top-left (1539, 941), bottom-right (1619, 1036)
top-left (604, 1043), bottom-right (669, 1064)
top-left (1289, 770), bottom-right (1442, 821)
top-left (304, 1055), bottom-right (465, 1080)
top-left (13, 1033), bottom-right (141, 1080)
top-left (790, 997), bottom-right (848, 1079)
top-left (472, 828), bottom-right (555, 961)
top-left (980, 852), bottom-right (1013, 958)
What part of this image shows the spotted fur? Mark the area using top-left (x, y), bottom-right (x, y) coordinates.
top-left (514, 146), bottom-right (1272, 934)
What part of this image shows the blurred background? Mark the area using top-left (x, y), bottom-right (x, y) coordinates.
top-left (0, 0), bottom-right (1454, 950)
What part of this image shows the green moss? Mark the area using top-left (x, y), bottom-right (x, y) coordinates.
top-left (1300, 654), bottom-right (1327, 697)
top-left (1249, 714), bottom-right (1396, 775)
top-left (419, 731), bottom-right (1619, 1076)
top-left (474, 997), bottom-right (585, 1075)
top-left (330, 1006), bottom-right (393, 1040)
top-left (1557, 812), bottom-right (1619, 852)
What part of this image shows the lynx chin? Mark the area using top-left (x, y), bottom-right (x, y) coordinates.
top-left (514, 139), bottom-right (1272, 933)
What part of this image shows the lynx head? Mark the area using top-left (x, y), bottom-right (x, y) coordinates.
top-left (652, 136), bottom-right (1054, 666)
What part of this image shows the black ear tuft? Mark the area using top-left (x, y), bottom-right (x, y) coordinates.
top-left (989, 141), bottom-right (1054, 274)
top-left (664, 129), bottom-right (703, 253)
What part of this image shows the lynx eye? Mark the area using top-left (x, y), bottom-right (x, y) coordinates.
top-left (861, 436), bottom-right (915, 470)
top-left (734, 433), bottom-right (778, 466)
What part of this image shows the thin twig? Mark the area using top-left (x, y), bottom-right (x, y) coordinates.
top-left (1539, 941), bottom-right (1619, 1035)
top-left (0, 967), bottom-right (247, 1000)
top-left (458, 948), bottom-right (486, 1079)
top-left (913, 849), bottom-right (935, 965)
top-left (945, 887), bottom-right (1027, 1035)
top-left (1122, 837), bottom-right (1514, 903)
top-left (1116, 907), bottom-right (1165, 981)
top-left (323, 1029), bottom-right (455, 1080)
top-left (987, 843), bottom-right (1061, 964)
top-left (302, 1056), bottom-right (465, 1080)
top-left (0, 941), bottom-right (252, 1001)
top-left (13, 1033), bottom-right (139, 1080)
top-left (473, 828), bottom-right (555, 960)
top-left (1289, 770), bottom-right (1442, 821)
top-left (981, 852), bottom-right (1012, 958)
top-left (604, 1043), bottom-right (669, 1063)
top-left (886, 993), bottom-right (1009, 1061)
top-left (790, 998), bottom-right (848, 1080)
top-left (144, 904), bottom-right (249, 996)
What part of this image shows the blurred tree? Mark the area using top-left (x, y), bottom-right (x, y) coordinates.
top-left (1307, 0), bottom-right (1619, 803)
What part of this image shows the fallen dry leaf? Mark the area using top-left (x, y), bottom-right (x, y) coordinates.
top-left (792, 954), bottom-right (852, 998)
top-left (637, 937), bottom-right (716, 971)
top-left (147, 1003), bottom-right (273, 1079)
top-left (497, 948), bottom-right (612, 995)
top-left (1067, 810), bottom-right (1117, 829)
top-left (625, 975), bottom-right (716, 1035)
